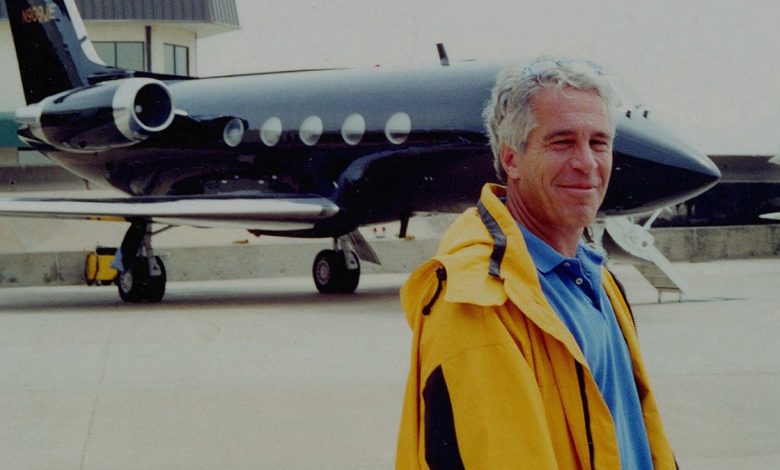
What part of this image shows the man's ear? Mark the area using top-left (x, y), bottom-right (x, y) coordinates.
top-left (500, 145), bottom-right (522, 180)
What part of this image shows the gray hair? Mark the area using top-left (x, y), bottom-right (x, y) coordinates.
top-left (483, 57), bottom-right (618, 181)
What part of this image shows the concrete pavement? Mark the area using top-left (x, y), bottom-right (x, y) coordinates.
top-left (625, 259), bottom-right (780, 469)
top-left (0, 259), bottom-right (778, 469)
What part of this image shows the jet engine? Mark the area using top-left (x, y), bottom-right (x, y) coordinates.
top-left (15, 78), bottom-right (174, 152)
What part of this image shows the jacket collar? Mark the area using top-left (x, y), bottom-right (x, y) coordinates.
top-left (436, 183), bottom-right (588, 364)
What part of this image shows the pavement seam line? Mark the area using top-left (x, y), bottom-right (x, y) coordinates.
top-left (80, 310), bottom-right (117, 470)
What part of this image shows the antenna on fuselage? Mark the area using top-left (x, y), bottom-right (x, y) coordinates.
top-left (436, 43), bottom-right (450, 66)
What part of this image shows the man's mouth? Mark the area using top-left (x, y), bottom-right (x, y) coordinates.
top-left (559, 183), bottom-right (597, 191)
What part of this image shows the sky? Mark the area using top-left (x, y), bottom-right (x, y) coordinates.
top-left (197, 0), bottom-right (780, 156)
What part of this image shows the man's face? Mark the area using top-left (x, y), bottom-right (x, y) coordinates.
top-left (502, 86), bottom-right (613, 232)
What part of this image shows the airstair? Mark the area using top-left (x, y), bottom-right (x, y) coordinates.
top-left (591, 212), bottom-right (688, 302)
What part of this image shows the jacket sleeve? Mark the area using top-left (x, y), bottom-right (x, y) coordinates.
top-left (397, 288), bottom-right (561, 469)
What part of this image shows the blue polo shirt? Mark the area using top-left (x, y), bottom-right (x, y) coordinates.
top-left (519, 225), bottom-right (653, 469)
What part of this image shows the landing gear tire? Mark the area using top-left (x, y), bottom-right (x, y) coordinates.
top-left (313, 249), bottom-right (360, 294)
top-left (117, 256), bottom-right (167, 303)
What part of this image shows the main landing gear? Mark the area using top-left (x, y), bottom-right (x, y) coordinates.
top-left (114, 221), bottom-right (167, 303)
top-left (110, 225), bottom-right (379, 301)
top-left (312, 231), bottom-right (380, 294)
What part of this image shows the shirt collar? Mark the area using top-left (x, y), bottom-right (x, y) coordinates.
top-left (518, 224), bottom-right (605, 276)
top-left (518, 224), bottom-right (567, 274)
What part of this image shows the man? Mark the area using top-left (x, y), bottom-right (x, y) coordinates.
top-left (396, 58), bottom-right (675, 469)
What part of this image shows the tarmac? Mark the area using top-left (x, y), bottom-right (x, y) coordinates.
top-left (0, 258), bottom-right (778, 469)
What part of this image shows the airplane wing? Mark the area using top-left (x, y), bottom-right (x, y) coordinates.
top-left (0, 194), bottom-right (339, 231)
top-left (759, 212), bottom-right (780, 221)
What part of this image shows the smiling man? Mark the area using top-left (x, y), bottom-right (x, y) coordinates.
top-left (396, 58), bottom-right (676, 469)
top-left (501, 84), bottom-right (613, 257)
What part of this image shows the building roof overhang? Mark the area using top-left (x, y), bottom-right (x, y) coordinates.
top-left (0, 0), bottom-right (240, 37)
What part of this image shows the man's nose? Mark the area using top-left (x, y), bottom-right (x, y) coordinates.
top-left (569, 143), bottom-right (598, 172)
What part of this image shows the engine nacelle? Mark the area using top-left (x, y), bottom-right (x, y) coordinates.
top-left (15, 78), bottom-right (174, 152)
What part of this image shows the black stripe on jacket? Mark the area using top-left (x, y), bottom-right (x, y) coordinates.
top-left (423, 366), bottom-right (465, 470)
top-left (477, 201), bottom-right (506, 278)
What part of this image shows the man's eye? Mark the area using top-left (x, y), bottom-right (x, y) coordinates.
top-left (550, 140), bottom-right (573, 149)
top-left (591, 140), bottom-right (610, 150)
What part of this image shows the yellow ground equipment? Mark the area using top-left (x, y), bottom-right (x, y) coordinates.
top-left (85, 247), bottom-right (118, 286)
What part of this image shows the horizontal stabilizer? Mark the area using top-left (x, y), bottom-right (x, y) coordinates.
top-left (0, 194), bottom-right (339, 231)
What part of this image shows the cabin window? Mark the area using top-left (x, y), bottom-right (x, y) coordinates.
top-left (385, 112), bottom-right (412, 145)
top-left (341, 114), bottom-right (366, 145)
top-left (164, 44), bottom-right (190, 76)
top-left (261, 117), bottom-right (283, 146)
top-left (300, 116), bottom-right (323, 146)
top-left (93, 41), bottom-right (145, 71)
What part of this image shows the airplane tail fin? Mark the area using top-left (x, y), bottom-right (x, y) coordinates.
top-left (6, 0), bottom-right (127, 104)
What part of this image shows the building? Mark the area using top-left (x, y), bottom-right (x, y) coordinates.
top-left (0, 0), bottom-right (239, 190)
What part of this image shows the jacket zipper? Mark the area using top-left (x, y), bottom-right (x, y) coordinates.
top-left (608, 268), bottom-right (638, 335)
top-left (576, 361), bottom-right (596, 470)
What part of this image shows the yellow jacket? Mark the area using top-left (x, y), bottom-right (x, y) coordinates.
top-left (396, 184), bottom-right (675, 469)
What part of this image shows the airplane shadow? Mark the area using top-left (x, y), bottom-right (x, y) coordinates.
top-left (0, 279), bottom-right (403, 313)
top-left (161, 284), bottom-right (403, 310)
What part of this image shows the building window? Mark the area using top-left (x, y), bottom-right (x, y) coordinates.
top-left (93, 42), bottom-right (145, 71)
top-left (164, 44), bottom-right (189, 76)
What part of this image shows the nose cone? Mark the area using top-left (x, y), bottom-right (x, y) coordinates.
top-left (600, 113), bottom-right (721, 215)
